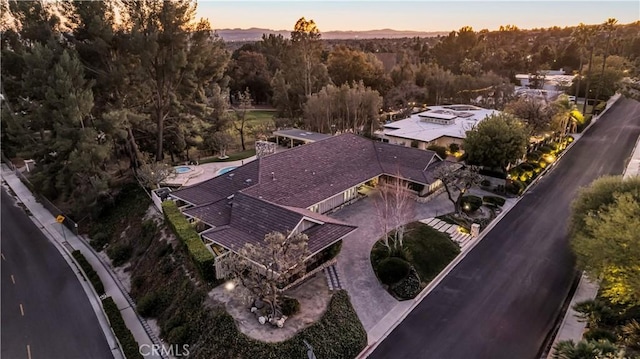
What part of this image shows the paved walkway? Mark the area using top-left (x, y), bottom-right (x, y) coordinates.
top-left (419, 218), bottom-right (473, 249)
top-left (1, 165), bottom-right (164, 359)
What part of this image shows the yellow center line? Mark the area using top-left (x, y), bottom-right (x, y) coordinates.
top-left (26, 344), bottom-right (32, 359)
top-left (20, 303), bottom-right (24, 316)
top-left (11, 274), bottom-right (15, 284)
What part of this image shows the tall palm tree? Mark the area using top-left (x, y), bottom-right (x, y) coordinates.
top-left (581, 25), bottom-right (599, 115)
top-left (594, 18), bottom-right (618, 103)
top-left (571, 24), bottom-right (591, 108)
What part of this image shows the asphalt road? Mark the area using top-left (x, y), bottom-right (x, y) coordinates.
top-left (1, 189), bottom-right (113, 359)
top-left (371, 97), bottom-right (640, 359)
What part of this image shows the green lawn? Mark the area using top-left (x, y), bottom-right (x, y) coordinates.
top-left (231, 110), bottom-right (276, 129)
top-left (199, 149), bottom-right (256, 164)
top-left (371, 221), bottom-right (461, 288)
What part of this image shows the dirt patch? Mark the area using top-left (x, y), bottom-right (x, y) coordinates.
top-left (207, 273), bottom-right (332, 343)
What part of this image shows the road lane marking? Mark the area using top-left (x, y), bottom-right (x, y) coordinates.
top-left (11, 274), bottom-right (15, 284)
top-left (26, 344), bottom-right (32, 359)
top-left (19, 303), bottom-right (24, 316)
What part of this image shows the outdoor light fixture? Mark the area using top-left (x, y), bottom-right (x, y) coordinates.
top-left (224, 281), bottom-right (235, 291)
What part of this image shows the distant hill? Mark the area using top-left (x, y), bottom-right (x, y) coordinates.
top-left (214, 27), bottom-right (447, 41)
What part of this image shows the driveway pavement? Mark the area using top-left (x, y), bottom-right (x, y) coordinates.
top-left (332, 191), bottom-right (453, 331)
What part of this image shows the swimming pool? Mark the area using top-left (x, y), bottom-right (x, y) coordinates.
top-left (218, 166), bottom-right (238, 175)
top-left (174, 166), bottom-right (193, 174)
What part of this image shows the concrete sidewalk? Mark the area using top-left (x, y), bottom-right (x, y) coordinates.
top-left (1, 165), bottom-right (164, 359)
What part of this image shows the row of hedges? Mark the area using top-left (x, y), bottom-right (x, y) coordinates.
top-left (507, 136), bottom-right (575, 195)
top-left (194, 290), bottom-right (367, 358)
top-left (483, 195), bottom-right (506, 207)
top-left (102, 296), bottom-right (142, 359)
top-left (71, 250), bottom-right (105, 296)
top-left (162, 201), bottom-right (216, 281)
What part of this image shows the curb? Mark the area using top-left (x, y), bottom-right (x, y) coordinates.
top-left (357, 94), bottom-right (623, 358)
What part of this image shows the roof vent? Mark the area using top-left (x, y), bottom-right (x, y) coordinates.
top-left (271, 171), bottom-right (275, 181)
top-left (245, 179), bottom-right (252, 184)
top-left (228, 173), bottom-right (235, 178)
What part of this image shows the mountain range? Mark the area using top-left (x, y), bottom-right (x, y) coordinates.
top-left (214, 27), bottom-right (448, 41)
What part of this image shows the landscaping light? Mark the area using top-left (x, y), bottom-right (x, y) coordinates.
top-left (224, 281), bottom-right (235, 291)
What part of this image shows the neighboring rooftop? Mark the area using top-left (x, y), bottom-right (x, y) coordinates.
top-left (379, 104), bottom-right (499, 143)
top-left (273, 128), bottom-right (333, 143)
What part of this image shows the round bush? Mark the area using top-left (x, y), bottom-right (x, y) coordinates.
top-left (539, 145), bottom-right (553, 155)
top-left (280, 296), bottom-right (300, 316)
top-left (518, 163), bottom-right (534, 172)
top-left (526, 152), bottom-right (541, 162)
top-left (377, 257), bottom-right (411, 285)
top-left (391, 269), bottom-right (421, 300)
top-left (461, 195), bottom-right (483, 212)
top-left (565, 136), bottom-right (574, 143)
top-left (480, 179), bottom-right (491, 187)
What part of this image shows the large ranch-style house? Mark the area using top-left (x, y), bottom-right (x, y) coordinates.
top-left (377, 104), bottom-right (499, 150)
top-left (169, 134), bottom-right (445, 283)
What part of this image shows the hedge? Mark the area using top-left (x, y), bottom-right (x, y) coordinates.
top-left (162, 201), bottom-right (216, 281)
top-left (102, 296), bottom-right (142, 359)
top-left (71, 250), bottom-right (105, 296)
top-left (577, 115), bottom-right (593, 133)
top-left (483, 195), bottom-right (506, 207)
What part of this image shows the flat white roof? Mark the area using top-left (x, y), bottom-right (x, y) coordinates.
top-left (380, 105), bottom-right (499, 143)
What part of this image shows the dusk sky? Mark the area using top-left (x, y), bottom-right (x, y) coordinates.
top-left (197, 1), bottom-right (639, 32)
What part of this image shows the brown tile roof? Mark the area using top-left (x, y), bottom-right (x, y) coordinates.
top-left (171, 160), bottom-right (259, 206)
top-left (183, 199), bottom-right (231, 227)
top-left (201, 192), bottom-right (357, 253)
top-left (173, 133), bottom-right (441, 254)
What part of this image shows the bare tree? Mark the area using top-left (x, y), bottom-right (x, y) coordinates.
top-left (233, 88), bottom-right (253, 151)
top-left (434, 163), bottom-right (483, 216)
top-left (136, 156), bottom-right (172, 189)
top-left (374, 174), bottom-right (416, 251)
top-left (223, 231), bottom-right (309, 319)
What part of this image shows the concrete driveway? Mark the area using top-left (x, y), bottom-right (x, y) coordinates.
top-left (331, 191), bottom-right (453, 331)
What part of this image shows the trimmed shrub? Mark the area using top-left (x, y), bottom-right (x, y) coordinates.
top-left (506, 180), bottom-right (525, 195)
top-left (518, 163), bottom-right (534, 172)
top-left (280, 296), bottom-right (301, 316)
top-left (584, 328), bottom-right (617, 342)
top-left (526, 152), bottom-right (541, 162)
top-left (448, 143), bottom-right (460, 153)
top-left (539, 145), bottom-right (553, 155)
top-left (102, 297), bottom-right (142, 358)
top-left (461, 195), bottom-right (483, 212)
top-left (483, 195), bottom-right (506, 207)
top-left (162, 201), bottom-right (216, 281)
top-left (71, 250), bottom-right (105, 296)
top-left (427, 145), bottom-right (447, 159)
top-left (391, 268), bottom-right (421, 300)
top-left (480, 179), bottom-right (491, 187)
top-left (565, 135), bottom-right (574, 143)
top-left (377, 257), bottom-right (411, 285)
top-left (107, 243), bottom-right (133, 267)
top-left (577, 115), bottom-right (593, 133)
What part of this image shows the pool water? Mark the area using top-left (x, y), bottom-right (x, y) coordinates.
top-left (218, 166), bottom-right (237, 175)
top-left (174, 166), bottom-right (193, 174)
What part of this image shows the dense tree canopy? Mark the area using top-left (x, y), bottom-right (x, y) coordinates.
top-left (463, 113), bottom-right (529, 171)
top-left (569, 176), bottom-right (640, 305)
